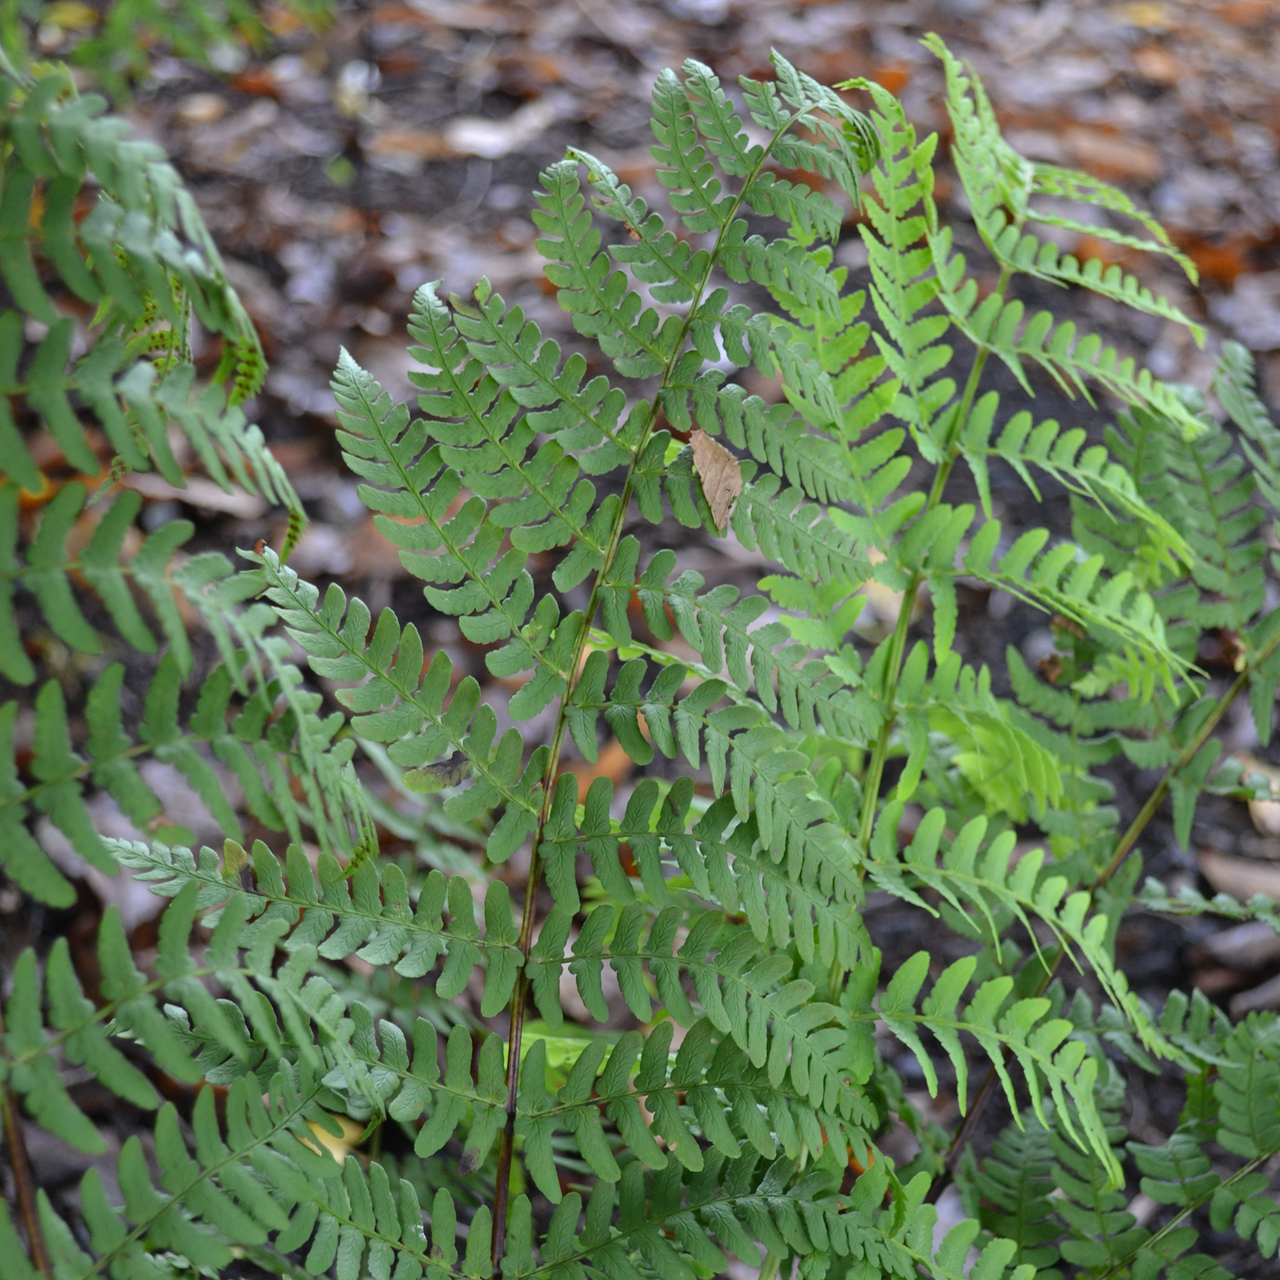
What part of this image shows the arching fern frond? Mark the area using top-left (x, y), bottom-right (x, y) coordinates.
top-left (10, 34), bottom-right (1280, 1280)
top-left (970, 1018), bottom-right (1280, 1280)
top-left (848, 948), bottom-right (1122, 1185)
top-left (961, 517), bottom-right (1184, 699)
top-left (923, 33), bottom-right (1198, 290)
top-left (929, 249), bottom-right (1204, 439)
top-left (0, 59), bottom-right (305, 667)
top-left (959, 395), bottom-right (1194, 571)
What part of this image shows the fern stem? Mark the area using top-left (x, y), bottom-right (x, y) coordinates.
top-left (931, 625), bottom-right (1280, 1201)
top-left (0, 554), bottom-right (151, 582)
top-left (1092, 1151), bottom-right (1271, 1280)
top-left (855, 321), bottom-right (1000, 849)
top-left (0, 737), bottom-right (180, 814)
top-left (0, 1004), bottom-right (53, 1278)
top-left (489, 120), bottom-right (804, 1268)
top-left (1098, 664), bottom-right (1250, 889)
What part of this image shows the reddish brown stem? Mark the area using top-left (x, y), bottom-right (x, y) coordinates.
top-left (0, 1005), bottom-right (51, 1277)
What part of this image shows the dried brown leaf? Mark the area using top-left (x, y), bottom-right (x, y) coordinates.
top-left (689, 428), bottom-right (742, 531)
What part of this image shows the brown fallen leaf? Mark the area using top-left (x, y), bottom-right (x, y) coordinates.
top-left (689, 428), bottom-right (742, 531)
top-left (364, 127), bottom-right (450, 169)
top-left (1185, 238), bottom-right (1256, 289)
top-left (1219, 0), bottom-right (1272, 27)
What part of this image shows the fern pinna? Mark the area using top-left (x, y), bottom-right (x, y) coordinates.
top-left (7, 32), bottom-right (1280, 1280)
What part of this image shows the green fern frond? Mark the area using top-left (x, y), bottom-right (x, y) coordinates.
top-left (930, 244), bottom-right (1204, 438)
top-left (1216, 341), bottom-right (1280, 511)
top-left (116, 837), bottom-right (522, 1010)
top-left (1137, 877), bottom-right (1280, 934)
top-left (2, 891), bottom-right (213, 1152)
top-left (845, 83), bottom-right (953, 462)
top-left (975, 1107), bottom-right (1061, 1273)
top-left (1028, 163), bottom-right (1196, 277)
top-left (1077, 402), bottom-right (1264, 638)
top-left (960, 396), bottom-right (1194, 572)
top-left (923, 32), bottom-right (1197, 283)
top-left (9, 36), bottom-right (1280, 1280)
top-left (0, 59), bottom-right (302, 542)
top-left (851, 947), bottom-right (1122, 1185)
top-left (252, 551), bottom-right (545, 864)
top-left (0, 481), bottom-right (198, 684)
top-left (0, 646), bottom-right (296, 905)
top-left (867, 805), bottom-right (1066, 958)
top-left (36, 0), bottom-right (281, 99)
top-left (962, 517), bottom-right (1183, 698)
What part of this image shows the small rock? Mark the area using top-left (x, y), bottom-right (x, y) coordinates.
top-left (1195, 920), bottom-right (1280, 970)
top-left (176, 92), bottom-right (228, 125)
top-left (1231, 970), bottom-right (1280, 1017)
top-left (1211, 273), bottom-right (1280, 352)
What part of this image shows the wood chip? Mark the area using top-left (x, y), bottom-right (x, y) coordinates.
top-left (689, 428), bottom-right (742, 531)
top-left (1231, 971), bottom-right (1280, 1019)
top-left (1196, 920), bottom-right (1280, 970)
top-left (1197, 848), bottom-right (1280, 902)
top-left (1231, 753), bottom-right (1280, 835)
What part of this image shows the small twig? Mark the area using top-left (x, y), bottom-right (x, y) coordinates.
top-left (0, 1004), bottom-right (52, 1278)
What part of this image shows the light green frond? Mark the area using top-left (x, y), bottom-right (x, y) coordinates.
top-left (931, 241), bottom-right (1203, 438)
top-left (923, 32), bottom-right (1196, 282)
top-left (962, 517), bottom-right (1184, 699)
top-left (961, 397), bottom-right (1194, 573)
top-left (856, 947), bottom-right (1122, 1186)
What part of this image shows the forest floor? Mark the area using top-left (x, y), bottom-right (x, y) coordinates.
top-left (10, 0), bottom-right (1280, 1273)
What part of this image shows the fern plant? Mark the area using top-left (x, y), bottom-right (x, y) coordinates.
top-left (6, 32), bottom-right (1280, 1280)
top-left (0, 45), bottom-right (337, 904)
